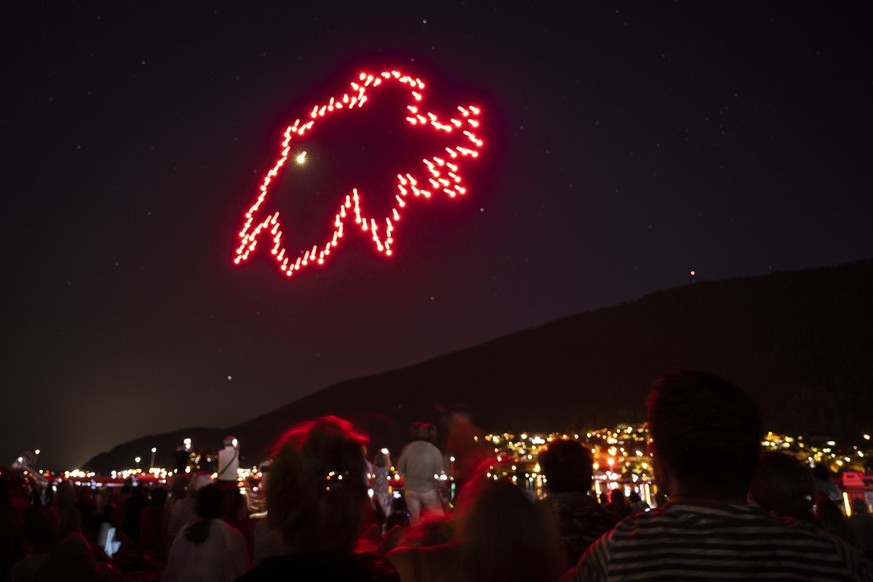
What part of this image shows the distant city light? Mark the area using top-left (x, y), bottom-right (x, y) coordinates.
top-left (28, 424), bottom-right (873, 514)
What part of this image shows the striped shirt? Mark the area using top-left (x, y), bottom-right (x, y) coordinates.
top-left (573, 502), bottom-right (872, 581)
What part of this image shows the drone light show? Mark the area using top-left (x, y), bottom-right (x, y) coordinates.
top-left (233, 68), bottom-right (485, 279)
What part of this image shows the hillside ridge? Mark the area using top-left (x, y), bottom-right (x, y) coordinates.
top-left (85, 260), bottom-right (873, 473)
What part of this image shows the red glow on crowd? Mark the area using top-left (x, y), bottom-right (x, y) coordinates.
top-left (233, 69), bottom-right (485, 278)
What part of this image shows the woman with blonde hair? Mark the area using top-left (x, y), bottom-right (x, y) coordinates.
top-left (388, 478), bottom-right (564, 582)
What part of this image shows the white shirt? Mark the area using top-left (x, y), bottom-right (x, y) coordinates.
top-left (162, 519), bottom-right (250, 582)
top-left (217, 445), bottom-right (240, 481)
top-left (397, 441), bottom-right (445, 493)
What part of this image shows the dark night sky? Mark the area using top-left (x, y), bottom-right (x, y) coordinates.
top-left (3, 2), bottom-right (871, 470)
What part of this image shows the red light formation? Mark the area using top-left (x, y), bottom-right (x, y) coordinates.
top-left (233, 69), bottom-right (485, 278)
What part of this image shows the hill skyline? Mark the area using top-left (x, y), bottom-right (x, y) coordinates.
top-left (85, 259), bottom-right (873, 473)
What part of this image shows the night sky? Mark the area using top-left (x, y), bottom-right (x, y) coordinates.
top-left (3, 2), bottom-right (872, 471)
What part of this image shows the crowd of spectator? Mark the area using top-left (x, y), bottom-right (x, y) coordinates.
top-left (2, 370), bottom-right (872, 581)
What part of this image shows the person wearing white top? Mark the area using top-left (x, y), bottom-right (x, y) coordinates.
top-left (162, 483), bottom-right (250, 582)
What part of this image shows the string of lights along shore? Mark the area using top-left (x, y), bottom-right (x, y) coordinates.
top-left (233, 68), bottom-right (485, 279)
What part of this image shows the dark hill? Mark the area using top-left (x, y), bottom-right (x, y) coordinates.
top-left (85, 259), bottom-right (873, 473)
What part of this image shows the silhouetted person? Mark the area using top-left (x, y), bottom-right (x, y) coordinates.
top-left (396, 422), bottom-right (445, 524)
top-left (120, 483), bottom-right (148, 548)
top-left (222, 485), bottom-right (256, 562)
top-left (848, 498), bottom-right (873, 560)
top-left (138, 486), bottom-right (167, 558)
top-left (388, 478), bottom-right (564, 582)
top-left (814, 489), bottom-right (855, 545)
top-left (162, 483), bottom-right (249, 582)
top-left (605, 489), bottom-right (633, 520)
top-left (162, 475), bottom-right (189, 555)
top-left (173, 445), bottom-right (189, 474)
top-left (371, 448), bottom-right (393, 527)
top-left (811, 463), bottom-right (854, 543)
top-left (750, 450), bottom-right (817, 523)
top-left (12, 504), bottom-right (120, 581)
top-left (572, 370), bottom-right (872, 580)
top-left (812, 463), bottom-right (843, 504)
top-left (444, 405), bottom-right (487, 500)
top-left (251, 462), bottom-right (282, 567)
top-left (237, 416), bottom-right (399, 581)
top-left (166, 472), bottom-right (211, 551)
top-left (626, 491), bottom-right (648, 513)
top-left (52, 481), bottom-right (81, 538)
top-left (1, 470), bottom-right (28, 582)
top-left (382, 512), bottom-right (455, 556)
top-left (217, 436), bottom-right (240, 484)
top-left (537, 439), bottom-right (618, 568)
top-left (10, 504), bottom-right (58, 582)
top-left (457, 479), bottom-right (564, 582)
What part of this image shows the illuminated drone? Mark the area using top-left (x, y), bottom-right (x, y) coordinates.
top-left (233, 69), bottom-right (485, 278)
